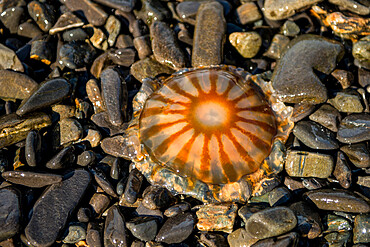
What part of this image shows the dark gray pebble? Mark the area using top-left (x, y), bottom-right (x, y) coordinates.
top-left (16, 78), bottom-right (71, 116)
top-left (45, 145), bottom-right (75, 169)
top-left (89, 193), bottom-right (110, 216)
top-left (25, 130), bottom-right (41, 167)
top-left (290, 201), bottom-right (322, 239)
top-left (134, 0), bottom-right (170, 25)
top-left (94, 0), bottom-right (136, 12)
top-left (25, 170), bottom-right (91, 247)
top-left (77, 207), bottom-right (91, 223)
top-left (309, 104), bottom-right (341, 132)
top-left (122, 168), bottom-right (144, 204)
top-left (155, 212), bottom-right (194, 244)
top-left (0, 188), bottom-right (20, 241)
top-left (18, 21), bottom-right (43, 39)
top-left (2, 171), bottom-right (62, 188)
top-left (135, 202), bottom-right (164, 220)
top-left (91, 168), bottom-right (118, 198)
top-left (77, 150), bottom-right (96, 167)
top-left (104, 205), bottom-right (128, 247)
top-left (268, 187), bottom-right (291, 207)
top-left (126, 217), bottom-right (158, 241)
top-left (59, 42), bottom-right (96, 69)
top-left (199, 232), bottom-right (228, 247)
top-left (62, 28), bottom-right (89, 42)
top-left (62, 0), bottom-right (107, 26)
top-left (164, 202), bottom-right (190, 217)
top-left (337, 113), bottom-right (370, 144)
top-left (142, 186), bottom-right (175, 210)
top-left (108, 48), bottom-right (136, 67)
top-left (91, 112), bottom-right (128, 136)
top-left (293, 120), bottom-right (339, 150)
top-left (340, 143), bottom-right (370, 168)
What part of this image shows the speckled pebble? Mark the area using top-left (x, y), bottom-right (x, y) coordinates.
top-left (229, 32), bottom-right (262, 58)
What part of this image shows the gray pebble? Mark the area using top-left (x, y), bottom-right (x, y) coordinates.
top-left (142, 186), bottom-right (175, 210)
top-left (354, 214), bottom-right (370, 244)
top-left (0, 7), bottom-right (24, 34)
top-left (155, 212), bottom-right (194, 244)
top-left (126, 217), bottom-right (158, 241)
top-left (263, 34), bottom-right (290, 60)
top-left (309, 104), bottom-right (341, 132)
top-left (77, 150), bottom-right (96, 167)
top-left (2, 171), bottom-right (62, 188)
top-left (46, 146), bottom-right (75, 169)
top-left (121, 168), bottom-right (144, 204)
top-left (104, 205), bottom-right (128, 247)
top-left (62, 0), bottom-right (107, 26)
top-left (337, 113), bottom-right (370, 143)
top-left (25, 130), bottom-right (41, 167)
top-left (268, 187), bottom-right (291, 206)
top-left (290, 201), bottom-right (322, 239)
top-left (0, 188), bottom-right (20, 241)
top-left (252, 232), bottom-right (299, 247)
top-left (340, 143), bottom-right (370, 168)
top-left (62, 28), bottom-right (89, 42)
top-left (0, 43), bottom-right (24, 72)
top-left (89, 193), bottom-right (110, 216)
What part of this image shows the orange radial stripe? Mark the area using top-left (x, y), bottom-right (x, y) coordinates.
top-left (139, 68), bottom-right (277, 184)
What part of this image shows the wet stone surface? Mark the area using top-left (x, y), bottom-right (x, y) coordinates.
top-left (0, 188), bottom-right (20, 241)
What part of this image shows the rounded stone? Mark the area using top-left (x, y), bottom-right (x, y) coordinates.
top-left (353, 214), bottom-right (370, 244)
top-left (229, 32), bottom-right (262, 58)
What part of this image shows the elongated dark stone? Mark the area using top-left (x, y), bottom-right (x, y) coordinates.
top-left (25, 130), bottom-right (41, 167)
top-left (2, 171), bottom-right (62, 188)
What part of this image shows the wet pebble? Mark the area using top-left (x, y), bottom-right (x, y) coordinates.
top-left (281, 20), bottom-right (300, 36)
top-left (0, 43), bottom-right (24, 72)
top-left (333, 151), bottom-right (352, 189)
top-left (2, 171), bottom-right (62, 188)
top-left (130, 57), bottom-right (174, 82)
top-left (192, 1), bottom-right (226, 67)
top-left (328, 90), bottom-right (364, 113)
top-left (59, 42), bottom-right (96, 69)
top-left (353, 36), bottom-right (370, 70)
top-left (309, 104), bottom-right (341, 132)
top-left (104, 205), bottom-right (128, 247)
top-left (116, 34), bottom-right (134, 49)
top-left (58, 118), bottom-right (83, 145)
top-left (0, 7), bottom-right (24, 34)
top-left (290, 201), bottom-right (322, 239)
top-left (133, 35), bottom-right (152, 59)
top-left (164, 202), bottom-right (190, 218)
top-left (196, 203), bottom-right (237, 233)
top-left (86, 222), bottom-right (103, 247)
top-left (77, 150), bottom-right (96, 167)
top-left (134, 0), bottom-right (170, 25)
top-left (25, 130), bottom-right (41, 167)
top-left (305, 189), bottom-right (370, 213)
top-left (62, 223), bottom-right (87, 244)
top-left (150, 21), bottom-right (186, 70)
top-left (263, 0), bottom-right (322, 20)
top-left (199, 232), bottom-right (228, 247)
top-left (337, 113), bottom-right (370, 143)
top-left (236, 2), bottom-right (262, 25)
top-left (229, 32), bottom-right (262, 58)
top-left (329, 0), bottom-right (370, 15)
top-left (263, 34), bottom-right (290, 60)
top-left (120, 168), bottom-right (143, 205)
top-left (126, 217), bottom-right (158, 242)
top-left (77, 208), bottom-right (91, 223)
top-left (332, 69), bottom-right (354, 89)
top-left (18, 21), bottom-right (43, 38)
top-left (49, 12), bottom-right (84, 35)
top-left (285, 150), bottom-right (334, 178)
top-left (90, 27), bottom-right (108, 51)
top-left (0, 70), bottom-right (38, 100)
top-left (94, 0), bottom-right (136, 12)
top-left (340, 143), bottom-right (370, 168)
top-left (91, 168), bottom-right (118, 198)
top-left (252, 232), bottom-right (299, 247)
top-left (245, 206), bottom-right (297, 240)
top-left (62, 0), bottom-right (108, 26)
top-left (27, 1), bottom-right (55, 32)
top-left (324, 214), bottom-right (352, 232)
top-left (268, 186), bottom-right (291, 206)
top-left (293, 120), bottom-right (339, 149)
top-left (0, 188), bottom-right (20, 241)
top-left (105, 15), bottom-right (121, 47)
top-left (353, 214), bottom-right (370, 244)
top-left (108, 48), bottom-right (136, 67)
top-left (16, 78), bottom-right (71, 116)
top-left (25, 170), bottom-right (91, 247)
top-left (62, 28), bottom-right (89, 42)
top-left (142, 186), bottom-right (175, 210)
top-left (46, 145), bottom-right (75, 169)
top-left (89, 193), bottom-right (110, 216)
top-left (227, 228), bottom-right (258, 247)
top-left (155, 212), bottom-right (194, 244)
top-left (272, 35), bottom-right (343, 104)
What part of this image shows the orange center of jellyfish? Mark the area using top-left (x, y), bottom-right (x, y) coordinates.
top-left (139, 68), bottom-right (277, 184)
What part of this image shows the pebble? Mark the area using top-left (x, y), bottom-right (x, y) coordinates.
top-left (199, 232), bottom-right (228, 247)
top-left (86, 222), bottom-right (102, 247)
top-left (77, 208), bottom-right (91, 223)
top-left (150, 21), bottom-right (187, 70)
top-left (105, 15), bottom-right (121, 47)
top-left (77, 150), bottom-right (96, 167)
top-left (120, 168), bottom-right (144, 205)
top-left (325, 231), bottom-right (351, 246)
top-left (91, 168), bottom-right (118, 198)
top-left (94, 0), bottom-right (136, 12)
top-left (268, 186), bottom-right (291, 206)
top-left (17, 21), bottom-right (43, 39)
top-left (27, 1), bottom-right (55, 32)
top-left (175, 1), bottom-right (201, 25)
top-left (58, 118), bottom-right (83, 145)
top-left (155, 212), bottom-right (194, 244)
top-left (337, 113), bottom-right (370, 143)
top-left (353, 35), bottom-right (370, 69)
top-left (358, 68), bottom-right (370, 87)
top-left (304, 189), bottom-right (370, 213)
top-left (0, 70), bottom-right (38, 100)
top-left (263, 34), bottom-right (290, 60)
top-left (229, 32), bottom-right (262, 59)
top-left (81, 129), bottom-right (102, 148)
top-left (86, 79), bottom-right (105, 113)
top-left (91, 112), bottom-right (128, 136)
top-left (333, 151), bottom-right (352, 189)
top-left (62, 223), bottom-right (87, 244)
top-left (328, 90), bottom-right (364, 113)
top-left (59, 42), bottom-right (96, 69)
top-left (309, 104), bottom-right (341, 132)
top-left (285, 150), bottom-right (334, 178)
top-left (25, 170), bottom-right (91, 247)
top-left (46, 145), bottom-right (75, 169)
top-left (134, 0), bottom-right (170, 25)
top-left (192, 1), bottom-right (226, 67)
top-left (116, 34), bottom-right (134, 49)
top-left (133, 35), bottom-right (152, 59)
top-left (62, 28), bottom-right (87, 42)
top-left (61, 0), bottom-right (108, 26)
top-left (292, 104), bottom-right (316, 123)
top-left (196, 203), bottom-right (237, 233)
top-left (340, 143), bottom-right (370, 168)
top-left (25, 130), bottom-right (41, 167)
top-left (332, 69), bottom-right (354, 89)
top-left (30, 39), bottom-right (53, 65)
top-left (16, 78), bottom-right (71, 116)
top-left (0, 43), bottom-right (24, 72)
top-left (164, 202), bottom-right (190, 218)
top-left (89, 193), bottom-right (110, 216)
top-left (290, 201), bottom-right (322, 239)
top-left (100, 68), bottom-right (124, 127)
top-left (272, 35), bottom-right (344, 104)
top-left (252, 232), bottom-right (299, 247)
top-left (281, 20), bottom-right (300, 36)
top-left (236, 2), bottom-right (262, 25)
top-left (324, 214), bottom-right (352, 232)
top-left (329, 0), bottom-right (370, 15)
top-left (244, 206), bottom-right (297, 240)
top-left (0, 7), bottom-right (24, 34)
top-left (49, 12), bottom-right (84, 35)
top-left (263, 0), bottom-right (322, 20)
top-left (142, 186), bottom-right (175, 210)
top-left (0, 188), bottom-right (20, 241)
top-left (353, 214), bottom-right (370, 244)
top-left (108, 48), bottom-right (136, 67)
top-left (104, 205), bottom-right (128, 247)
top-left (90, 27), bottom-right (108, 51)
top-left (227, 228), bottom-right (258, 247)
top-left (130, 57), bottom-right (174, 82)
top-left (126, 217), bottom-right (158, 241)
top-left (2, 171), bottom-right (62, 188)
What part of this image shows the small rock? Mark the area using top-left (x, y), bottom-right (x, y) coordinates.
top-left (142, 186), bottom-right (175, 210)
top-left (358, 68), bottom-right (370, 87)
top-left (304, 189), bottom-right (370, 213)
top-left (126, 217), bottom-right (158, 242)
top-left (285, 150), bottom-right (334, 178)
top-left (0, 43), bottom-right (24, 72)
top-left (155, 212), bottom-right (194, 244)
top-left (268, 187), bottom-right (291, 206)
top-left (59, 42), bottom-right (96, 69)
top-left (0, 188), bottom-right (20, 241)
top-left (281, 20), bottom-right (300, 36)
top-left (105, 15), bottom-right (121, 47)
top-left (196, 203), bottom-right (237, 233)
top-left (290, 201), bottom-right (322, 239)
top-left (62, 0), bottom-right (108, 26)
top-left (353, 35), bottom-right (370, 69)
top-left (133, 35), bottom-right (152, 59)
top-left (229, 32), bottom-right (262, 58)
top-left (62, 223), bottom-right (87, 244)
top-left (58, 118), bottom-right (83, 145)
top-left (263, 34), bottom-right (290, 60)
top-left (353, 214), bottom-right (370, 244)
top-left (340, 143), bottom-right (370, 168)
top-left (91, 168), bottom-right (118, 198)
top-left (2, 171), bottom-right (62, 188)
top-left (108, 48), bottom-right (136, 67)
top-left (0, 7), bottom-right (24, 34)
top-left (236, 2), bottom-right (262, 25)
top-left (77, 208), bottom-right (91, 223)
top-left (81, 129), bottom-right (102, 148)
top-left (62, 28), bottom-right (89, 42)
top-left (77, 150), bottom-right (96, 166)
top-left (25, 130), bottom-right (41, 167)
top-left (263, 0), bottom-right (322, 20)
top-left (324, 214), bottom-right (352, 232)
top-left (134, 0), bottom-right (170, 25)
top-left (164, 202), bottom-right (190, 218)
top-left (90, 27), bottom-right (108, 51)
top-left (86, 79), bottom-right (105, 113)
top-left (130, 57), bottom-right (174, 82)
top-left (328, 90), bottom-right (364, 113)
top-left (192, 1), bottom-right (226, 67)
top-left (244, 207), bottom-right (297, 240)
top-left (27, 1), bottom-right (55, 32)
top-left (120, 168), bottom-right (143, 205)
top-left (49, 12), bottom-right (84, 35)
top-left (329, 0), bottom-right (370, 15)
top-left (0, 70), bottom-right (38, 100)
top-left (51, 104), bottom-right (76, 121)
top-left (252, 232), bottom-right (299, 247)
top-left (337, 113), bottom-right (370, 143)
top-left (333, 151), bottom-right (352, 189)
top-left (324, 231), bottom-right (352, 246)
top-left (331, 69), bottom-right (354, 89)
top-left (89, 193), bottom-right (110, 216)
top-left (116, 34), bottom-right (134, 49)
top-left (104, 205), bottom-right (128, 247)
top-left (227, 228), bottom-right (258, 247)
top-left (45, 145), bottom-right (75, 169)
top-left (291, 103), bottom-right (316, 122)
top-left (309, 104), bottom-right (341, 132)
top-left (94, 0), bottom-right (136, 12)
top-left (18, 21), bottom-right (43, 38)
top-left (30, 40), bottom-right (53, 65)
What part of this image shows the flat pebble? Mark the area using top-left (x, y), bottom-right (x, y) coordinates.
top-left (49, 12), bottom-right (84, 35)
top-left (329, 0), bottom-right (370, 15)
top-left (281, 20), bottom-right (300, 36)
top-left (62, 28), bottom-right (88, 42)
top-left (333, 151), bottom-right (352, 189)
top-left (86, 222), bottom-right (103, 247)
top-left (229, 32), bottom-right (262, 58)
top-left (155, 212), bottom-right (194, 244)
top-left (61, 0), bottom-right (108, 26)
top-left (62, 223), bottom-right (87, 244)
top-left (272, 35), bottom-right (343, 104)
top-left (290, 201), bottom-right (322, 239)
top-left (340, 143), bottom-right (370, 168)
top-left (164, 202), bottom-right (190, 218)
top-left (89, 193), bottom-right (110, 216)
top-left (268, 187), bottom-right (291, 206)
top-left (245, 206), bottom-right (297, 240)
top-left (337, 114), bottom-right (370, 143)
top-left (353, 214), bottom-right (370, 244)
top-left (263, 0), bottom-right (322, 20)
top-left (196, 203), bottom-right (237, 233)
top-left (0, 188), bottom-right (20, 241)
top-left (25, 130), bottom-right (41, 167)
top-left (77, 150), bottom-right (96, 167)
top-left (16, 78), bottom-right (71, 116)
top-left (0, 70), bottom-right (38, 100)
top-left (58, 118), bottom-right (83, 145)
top-left (94, 0), bottom-right (135, 12)
top-left (108, 48), bottom-right (136, 67)
top-left (293, 120), bottom-right (339, 149)
top-left (291, 103), bottom-right (316, 122)
top-left (236, 2), bottom-right (261, 25)
top-left (324, 214), bottom-right (352, 232)
top-left (2, 171), bottom-right (62, 188)
top-left (105, 15), bottom-right (121, 47)
top-left (18, 21), bottom-right (42, 39)
top-left (134, 0), bottom-right (170, 25)
top-left (27, 1), bottom-right (55, 32)
top-left (0, 7), bottom-right (24, 34)
top-left (305, 189), bottom-right (370, 213)
top-left (328, 90), bottom-right (364, 113)
top-left (59, 42), bottom-right (96, 69)
top-left (0, 43), bottom-right (24, 72)
top-left (227, 228), bottom-right (258, 247)
top-left (126, 217), bottom-right (158, 241)
top-left (133, 35), bottom-right (152, 59)
top-left (332, 69), bottom-right (354, 89)
top-left (130, 57), bottom-right (174, 82)
top-left (309, 104), bottom-right (341, 132)
top-left (285, 150), bottom-right (334, 178)
top-left (353, 36), bottom-right (370, 70)
top-left (142, 186), bottom-right (175, 210)
top-left (91, 168), bottom-right (118, 198)
top-left (121, 168), bottom-right (144, 205)
top-left (25, 170), bottom-right (91, 247)
top-left (104, 205), bottom-right (128, 247)
top-left (150, 21), bottom-right (186, 69)
top-left (46, 145), bottom-right (75, 169)
top-left (192, 1), bottom-right (226, 67)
